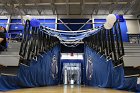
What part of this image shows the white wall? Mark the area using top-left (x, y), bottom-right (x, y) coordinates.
top-left (61, 53), bottom-right (83, 60)
top-left (123, 55), bottom-right (140, 67)
top-left (0, 15), bottom-right (10, 19)
top-left (0, 55), bottom-right (19, 66)
top-left (126, 19), bottom-right (140, 34)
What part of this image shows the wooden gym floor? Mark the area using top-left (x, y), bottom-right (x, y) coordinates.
top-left (2, 85), bottom-right (132, 93)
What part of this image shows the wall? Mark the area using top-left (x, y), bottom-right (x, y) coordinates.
top-left (126, 19), bottom-right (140, 34)
top-left (57, 19), bottom-right (92, 31)
top-left (61, 53), bottom-right (83, 60)
top-left (0, 19), bottom-right (8, 28)
top-left (9, 19), bottom-right (24, 38)
top-left (0, 16), bottom-right (9, 30)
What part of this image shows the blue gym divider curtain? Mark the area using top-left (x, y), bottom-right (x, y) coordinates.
top-left (0, 45), bottom-right (60, 91)
top-left (84, 45), bottom-right (140, 92)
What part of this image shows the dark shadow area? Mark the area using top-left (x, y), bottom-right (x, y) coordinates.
top-left (0, 66), bottom-right (19, 75)
top-left (61, 44), bottom-right (84, 53)
top-left (124, 66), bottom-right (140, 76)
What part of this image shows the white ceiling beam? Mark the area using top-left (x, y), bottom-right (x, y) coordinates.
top-left (130, 0), bottom-right (140, 15)
top-left (108, 0), bottom-right (116, 14)
top-left (15, 0), bottom-right (27, 15)
top-left (34, 0), bottom-right (43, 15)
top-left (114, 0), bottom-right (124, 14)
top-left (0, 8), bottom-right (4, 15)
top-left (51, 0), bottom-right (56, 15)
top-left (95, 0), bottom-right (102, 15)
top-left (66, 0), bottom-right (69, 15)
top-left (123, 0), bottom-right (136, 15)
top-left (0, 2), bottom-right (128, 6)
top-left (80, 0), bottom-right (85, 15)
top-left (3, 4), bottom-right (14, 15)
top-left (35, 3), bottom-right (42, 15)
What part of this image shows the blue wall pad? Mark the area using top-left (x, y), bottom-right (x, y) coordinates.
top-left (0, 19), bottom-right (8, 28)
top-left (84, 45), bottom-right (140, 92)
top-left (38, 19), bottom-right (56, 29)
top-left (0, 45), bottom-right (60, 91)
top-left (9, 19), bottom-right (24, 31)
top-left (94, 19), bottom-right (106, 27)
top-left (9, 19), bottom-right (24, 39)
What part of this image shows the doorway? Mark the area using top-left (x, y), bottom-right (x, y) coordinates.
top-left (63, 63), bottom-right (81, 85)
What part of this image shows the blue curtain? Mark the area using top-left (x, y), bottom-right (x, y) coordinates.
top-left (84, 45), bottom-right (140, 92)
top-left (0, 45), bottom-right (60, 91)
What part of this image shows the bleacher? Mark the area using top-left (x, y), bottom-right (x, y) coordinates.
top-left (123, 42), bottom-right (140, 76)
top-left (0, 41), bottom-right (20, 75)
top-left (123, 42), bottom-right (140, 67)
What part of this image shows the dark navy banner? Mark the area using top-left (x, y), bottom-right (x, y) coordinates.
top-left (57, 19), bottom-right (92, 31)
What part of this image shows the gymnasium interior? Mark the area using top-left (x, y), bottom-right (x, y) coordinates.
top-left (0, 0), bottom-right (140, 93)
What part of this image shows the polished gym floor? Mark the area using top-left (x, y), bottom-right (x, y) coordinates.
top-left (3, 85), bottom-right (132, 93)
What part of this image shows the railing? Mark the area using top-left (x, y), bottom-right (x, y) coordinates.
top-left (83, 20), bottom-right (125, 66)
top-left (19, 20), bottom-right (60, 65)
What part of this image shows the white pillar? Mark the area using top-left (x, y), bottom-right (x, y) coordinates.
top-left (55, 15), bottom-right (58, 30)
top-left (92, 15), bottom-right (94, 28)
top-left (64, 69), bottom-right (68, 84)
top-left (6, 15), bottom-right (11, 32)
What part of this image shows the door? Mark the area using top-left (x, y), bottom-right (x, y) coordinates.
top-left (63, 63), bottom-right (81, 85)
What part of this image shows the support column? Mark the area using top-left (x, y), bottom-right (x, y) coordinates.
top-left (6, 15), bottom-right (11, 32)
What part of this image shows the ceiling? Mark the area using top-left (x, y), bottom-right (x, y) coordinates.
top-left (0, 0), bottom-right (140, 16)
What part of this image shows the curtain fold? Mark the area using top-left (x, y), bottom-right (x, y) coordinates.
top-left (84, 45), bottom-right (140, 92)
top-left (0, 45), bottom-right (60, 91)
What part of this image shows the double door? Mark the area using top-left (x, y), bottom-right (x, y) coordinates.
top-left (63, 63), bottom-right (81, 85)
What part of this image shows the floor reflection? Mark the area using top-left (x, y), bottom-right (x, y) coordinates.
top-left (5, 85), bottom-right (132, 93)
